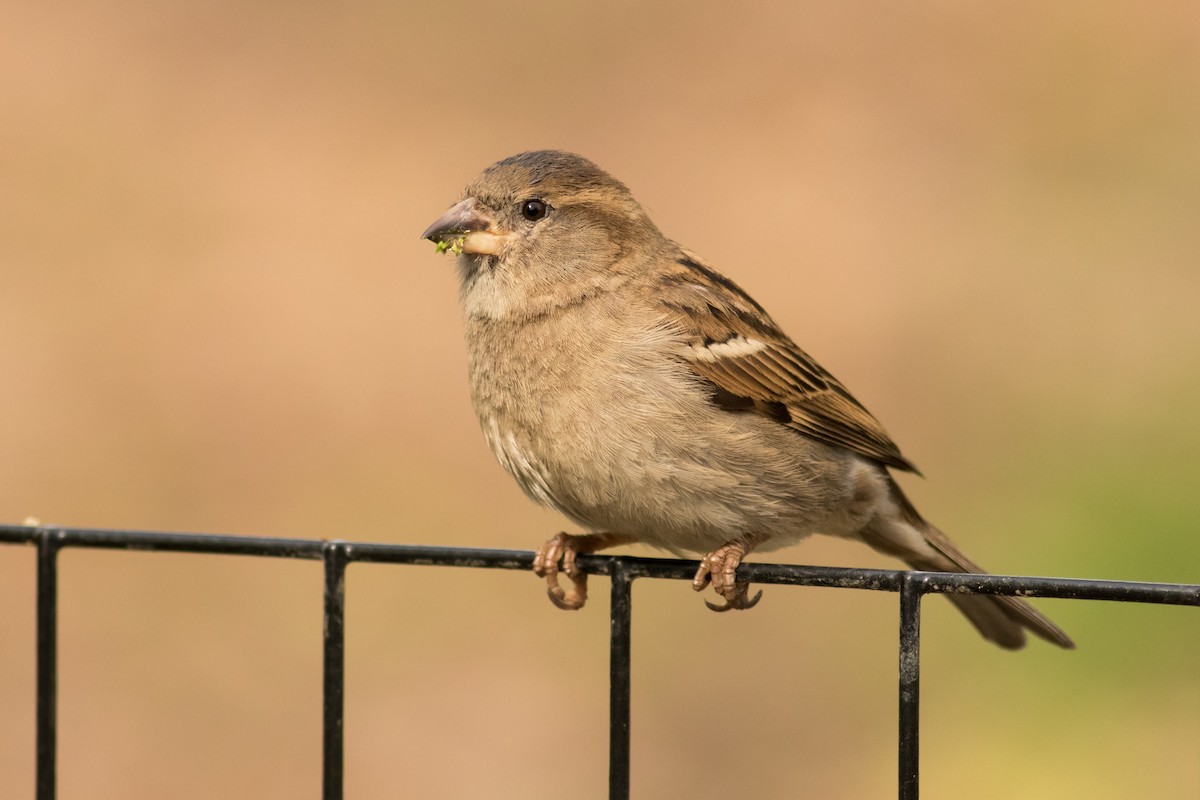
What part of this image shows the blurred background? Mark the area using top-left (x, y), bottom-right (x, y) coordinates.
top-left (2, 1), bottom-right (1197, 797)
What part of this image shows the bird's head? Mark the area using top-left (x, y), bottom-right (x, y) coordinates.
top-left (422, 151), bottom-right (665, 318)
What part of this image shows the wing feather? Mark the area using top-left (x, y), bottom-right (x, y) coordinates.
top-left (667, 255), bottom-right (919, 473)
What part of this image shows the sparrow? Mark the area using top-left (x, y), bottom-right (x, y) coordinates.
top-left (422, 150), bottom-right (1073, 650)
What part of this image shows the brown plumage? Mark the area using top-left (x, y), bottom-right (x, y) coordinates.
top-left (422, 149), bottom-right (1073, 650)
top-left (663, 253), bottom-right (920, 474)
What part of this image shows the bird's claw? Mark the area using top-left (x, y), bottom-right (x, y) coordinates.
top-left (533, 532), bottom-right (588, 610)
top-left (693, 541), bottom-right (763, 612)
top-left (704, 587), bottom-right (763, 612)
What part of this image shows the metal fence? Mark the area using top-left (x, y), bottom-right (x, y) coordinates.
top-left (2, 523), bottom-right (1197, 800)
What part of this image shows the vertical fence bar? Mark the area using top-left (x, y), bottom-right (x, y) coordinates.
top-left (609, 559), bottom-right (633, 800)
top-left (36, 530), bottom-right (60, 800)
top-left (898, 573), bottom-right (923, 800)
top-left (322, 542), bottom-right (349, 800)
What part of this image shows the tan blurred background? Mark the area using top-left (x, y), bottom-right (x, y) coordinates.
top-left (2, 1), bottom-right (1198, 797)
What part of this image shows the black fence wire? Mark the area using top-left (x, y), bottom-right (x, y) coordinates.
top-left (1, 523), bottom-right (1197, 800)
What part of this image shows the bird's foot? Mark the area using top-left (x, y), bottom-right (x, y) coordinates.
top-left (533, 532), bottom-right (590, 610)
top-left (532, 531), bottom-right (638, 610)
top-left (693, 540), bottom-right (762, 612)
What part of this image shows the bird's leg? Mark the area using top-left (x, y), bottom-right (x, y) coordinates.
top-left (693, 537), bottom-right (765, 612)
top-left (533, 532), bottom-right (636, 610)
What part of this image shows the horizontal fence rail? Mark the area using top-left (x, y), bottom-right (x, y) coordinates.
top-left (1, 523), bottom-right (1197, 800)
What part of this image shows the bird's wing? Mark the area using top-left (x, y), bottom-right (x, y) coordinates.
top-left (661, 254), bottom-right (919, 473)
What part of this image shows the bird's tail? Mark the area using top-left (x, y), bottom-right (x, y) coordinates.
top-left (860, 477), bottom-right (1075, 650)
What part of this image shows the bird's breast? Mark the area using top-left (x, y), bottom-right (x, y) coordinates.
top-left (463, 302), bottom-right (692, 514)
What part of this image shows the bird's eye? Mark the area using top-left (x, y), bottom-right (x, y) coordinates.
top-left (520, 199), bottom-right (548, 221)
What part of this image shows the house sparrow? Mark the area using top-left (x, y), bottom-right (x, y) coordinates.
top-left (422, 150), bottom-right (1073, 650)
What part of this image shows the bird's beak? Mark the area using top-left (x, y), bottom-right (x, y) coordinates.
top-left (420, 197), bottom-right (509, 256)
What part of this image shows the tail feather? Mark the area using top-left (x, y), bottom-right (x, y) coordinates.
top-left (866, 478), bottom-right (1075, 650)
